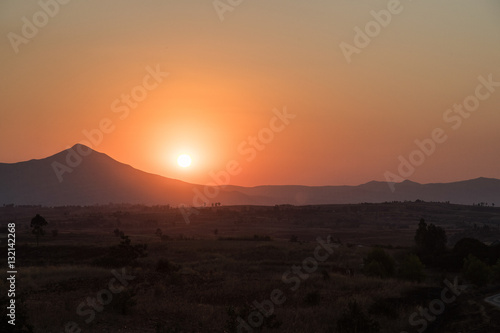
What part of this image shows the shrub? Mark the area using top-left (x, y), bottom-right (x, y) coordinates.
top-left (364, 248), bottom-right (395, 278)
top-left (398, 254), bottom-right (425, 283)
top-left (109, 288), bottom-right (137, 315)
top-left (93, 233), bottom-right (148, 267)
top-left (156, 259), bottom-right (181, 274)
top-left (304, 290), bottom-right (321, 306)
top-left (225, 305), bottom-right (281, 332)
top-left (368, 298), bottom-right (399, 319)
top-left (364, 260), bottom-right (386, 278)
top-left (336, 300), bottom-right (380, 333)
top-left (462, 254), bottom-right (492, 286)
top-left (225, 306), bottom-right (248, 333)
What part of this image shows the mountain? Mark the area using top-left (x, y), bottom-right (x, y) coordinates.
top-left (0, 144), bottom-right (256, 206)
top-left (0, 144), bottom-right (499, 206)
top-left (227, 178), bottom-right (500, 205)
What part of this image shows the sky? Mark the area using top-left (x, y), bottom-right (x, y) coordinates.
top-left (1, 0), bottom-right (499, 187)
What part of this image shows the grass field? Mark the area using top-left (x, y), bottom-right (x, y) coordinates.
top-left (2, 202), bottom-right (500, 332)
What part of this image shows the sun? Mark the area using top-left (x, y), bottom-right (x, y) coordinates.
top-left (177, 154), bottom-right (192, 168)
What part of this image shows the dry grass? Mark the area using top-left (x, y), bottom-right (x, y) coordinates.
top-left (3, 202), bottom-right (498, 332)
top-left (19, 265), bottom-right (111, 291)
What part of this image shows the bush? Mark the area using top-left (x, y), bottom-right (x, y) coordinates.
top-left (336, 300), bottom-right (380, 333)
top-left (398, 254), bottom-right (425, 283)
top-left (225, 306), bottom-right (249, 333)
top-left (93, 233), bottom-right (148, 267)
top-left (109, 288), bottom-right (137, 315)
top-left (364, 260), bottom-right (386, 278)
top-left (304, 291), bottom-right (321, 306)
top-left (225, 305), bottom-right (281, 332)
top-left (156, 259), bottom-right (181, 274)
top-left (462, 254), bottom-right (492, 286)
top-left (364, 248), bottom-right (395, 278)
top-left (368, 298), bottom-right (399, 319)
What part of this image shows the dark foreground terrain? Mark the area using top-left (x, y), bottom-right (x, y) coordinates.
top-left (1, 201), bottom-right (500, 332)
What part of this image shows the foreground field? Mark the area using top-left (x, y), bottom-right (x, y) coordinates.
top-left (2, 202), bottom-right (500, 332)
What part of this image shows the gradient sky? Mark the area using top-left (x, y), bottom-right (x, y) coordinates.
top-left (1, 0), bottom-right (499, 187)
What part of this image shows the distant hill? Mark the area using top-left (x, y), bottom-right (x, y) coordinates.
top-left (0, 144), bottom-right (499, 206)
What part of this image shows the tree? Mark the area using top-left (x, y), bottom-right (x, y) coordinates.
top-left (414, 218), bottom-right (447, 262)
top-left (398, 254), bottom-right (425, 282)
top-left (414, 218), bottom-right (427, 247)
top-left (93, 232), bottom-right (148, 267)
top-left (30, 214), bottom-right (48, 246)
top-left (453, 238), bottom-right (489, 263)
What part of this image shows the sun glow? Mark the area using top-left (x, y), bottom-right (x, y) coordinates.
top-left (177, 154), bottom-right (192, 168)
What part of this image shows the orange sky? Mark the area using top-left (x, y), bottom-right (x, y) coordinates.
top-left (1, 0), bottom-right (499, 186)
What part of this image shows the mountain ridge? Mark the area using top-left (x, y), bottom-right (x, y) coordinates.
top-left (0, 144), bottom-right (499, 206)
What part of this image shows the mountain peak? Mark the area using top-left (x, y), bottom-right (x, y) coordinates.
top-left (401, 179), bottom-right (420, 185)
top-left (71, 143), bottom-right (93, 150)
top-left (66, 143), bottom-right (96, 154)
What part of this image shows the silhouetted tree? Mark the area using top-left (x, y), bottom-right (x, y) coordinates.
top-left (414, 219), bottom-right (447, 262)
top-left (453, 238), bottom-right (489, 263)
top-left (30, 214), bottom-right (48, 246)
top-left (414, 218), bottom-right (427, 246)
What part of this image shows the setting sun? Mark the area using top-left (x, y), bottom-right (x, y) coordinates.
top-left (177, 154), bottom-right (192, 168)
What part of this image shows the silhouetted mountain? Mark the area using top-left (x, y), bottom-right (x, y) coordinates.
top-left (0, 144), bottom-right (256, 206)
top-left (0, 145), bottom-right (499, 206)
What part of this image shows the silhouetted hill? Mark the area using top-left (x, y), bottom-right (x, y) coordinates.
top-left (0, 144), bottom-right (255, 206)
top-left (1, 145), bottom-right (499, 206)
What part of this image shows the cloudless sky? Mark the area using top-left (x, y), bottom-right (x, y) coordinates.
top-left (1, 0), bottom-right (499, 186)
